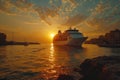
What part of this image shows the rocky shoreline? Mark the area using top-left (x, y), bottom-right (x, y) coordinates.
top-left (57, 56), bottom-right (120, 80)
top-left (79, 56), bottom-right (120, 80)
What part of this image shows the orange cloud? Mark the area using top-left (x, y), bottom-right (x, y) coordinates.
top-left (34, 5), bottom-right (60, 25)
top-left (10, 0), bottom-right (33, 11)
top-left (64, 13), bottom-right (87, 26)
top-left (0, 0), bottom-right (14, 14)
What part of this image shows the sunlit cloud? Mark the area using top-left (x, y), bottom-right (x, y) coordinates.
top-left (0, 0), bottom-right (120, 42)
top-left (34, 5), bottom-right (60, 25)
top-left (64, 13), bottom-right (87, 27)
top-left (0, 0), bottom-right (14, 14)
top-left (10, 0), bottom-right (33, 11)
top-left (25, 21), bottom-right (39, 25)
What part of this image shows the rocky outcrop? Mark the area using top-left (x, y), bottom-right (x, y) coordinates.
top-left (78, 56), bottom-right (120, 80)
top-left (85, 29), bottom-right (120, 47)
top-left (0, 32), bottom-right (6, 45)
top-left (57, 56), bottom-right (120, 80)
top-left (57, 74), bottom-right (74, 80)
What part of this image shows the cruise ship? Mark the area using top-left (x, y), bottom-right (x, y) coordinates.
top-left (53, 27), bottom-right (88, 46)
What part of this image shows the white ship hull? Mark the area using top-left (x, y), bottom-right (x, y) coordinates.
top-left (53, 37), bottom-right (87, 46)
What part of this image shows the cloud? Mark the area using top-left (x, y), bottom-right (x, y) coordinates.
top-left (84, 17), bottom-right (120, 35)
top-left (0, 0), bottom-right (61, 25)
top-left (108, 20), bottom-right (120, 30)
top-left (0, 0), bottom-right (120, 28)
top-left (34, 5), bottom-right (60, 25)
top-left (62, 0), bottom-right (77, 5)
top-left (61, 0), bottom-right (78, 12)
top-left (25, 21), bottom-right (39, 25)
top-left (10, 0), bottom-right (33, 11)
top-left (0, 0), bottom-right (33, 14)
top-left (0, 0), bottom-right (14, 14)
top-left (0, 0), bottom-right (80, 26)
top-left (111, 4), bottom-right (120, 16)
top-left (64, 13), bottom-right (87, 26)
top-left (83, 0), bottom-right (120, 34)
top-left (86, 17), bottom-right (106, 29)
top-left (90, 1), bottom-right (110, 16)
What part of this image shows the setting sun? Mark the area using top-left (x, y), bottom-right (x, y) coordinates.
top-left (50, 33), bottom-right (55, 39)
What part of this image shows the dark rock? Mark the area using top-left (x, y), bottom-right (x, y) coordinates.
top-left (79, 56), bottom-right (120, 80)
top-left (57, 74), bottom-right (74, 80)
top-left (0, 32), bottom-right (7, 45)
top-left (116, 71), bottom-right (120, 76)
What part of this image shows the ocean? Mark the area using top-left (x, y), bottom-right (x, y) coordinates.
top-left (0, 43), bottom-right (120, 80)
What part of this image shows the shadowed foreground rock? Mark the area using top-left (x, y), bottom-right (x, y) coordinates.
top-left (57, 74), bottom-right (74, 80)
top-left (79, 56), bottom-right (120, 80)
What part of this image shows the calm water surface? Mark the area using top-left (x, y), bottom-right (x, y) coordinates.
top-left (0, 44), bottom-right (120, 80)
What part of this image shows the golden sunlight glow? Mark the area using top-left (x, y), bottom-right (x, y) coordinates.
top-left (49, 43), bottom-right (54, 62)
top-left (49, 43), bottom-right (56, 73)
top-left (50, 33), bottom-right (55, 39)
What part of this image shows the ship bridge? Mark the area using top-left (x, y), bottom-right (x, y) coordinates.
top-left (65, 28), bottom-right (83, 38)
top-left (69, 33), bottom-right (83, 38)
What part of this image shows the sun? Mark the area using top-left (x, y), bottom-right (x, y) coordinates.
top-left (50, 33), bottom-right (55, 39)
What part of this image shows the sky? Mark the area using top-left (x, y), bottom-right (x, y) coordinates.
top-left (0, 0), bottom-right (120, 42)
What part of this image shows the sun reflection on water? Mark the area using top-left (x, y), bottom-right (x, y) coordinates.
top-left (48, 43), bottom-right (57, 75)
top-left (49, 43), bottom-right (55, 62)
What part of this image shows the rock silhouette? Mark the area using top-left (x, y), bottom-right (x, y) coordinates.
top-left (85, 29), bottom-right (120, 47)
top-left (0, 32), bottom-right (6, 45)
top-left (79, 56), bottom-right (120, 80)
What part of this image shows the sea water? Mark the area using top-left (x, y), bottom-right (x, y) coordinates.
top-left (0, 43), bottom-right (120, 80)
